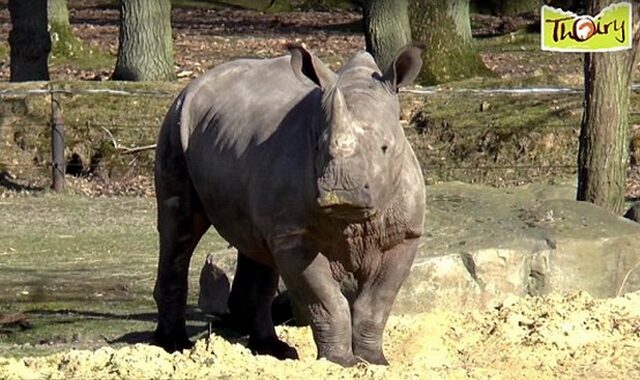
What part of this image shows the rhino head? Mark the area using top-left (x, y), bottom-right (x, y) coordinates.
top-left (289, 45), bottom-right (423, 221)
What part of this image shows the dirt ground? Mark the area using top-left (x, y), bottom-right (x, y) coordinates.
top-left (2, 291), bottom-right (639, 379)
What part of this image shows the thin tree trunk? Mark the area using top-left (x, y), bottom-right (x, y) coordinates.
top-left (48, 0), bottom-right (69, 25)
top-left (410, 0), bottom-right (492, 85)
top-left (577, 0), bottom-right (640, 214)
top-left (363, 0), bottom-right (411, 72)
top-left (8, 0), bottom-right (51, 81)
top-left (113, 0), bottom-right (176, 81)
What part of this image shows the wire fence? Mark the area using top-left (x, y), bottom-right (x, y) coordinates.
top-left (0, 84), bottom-right (596, 191)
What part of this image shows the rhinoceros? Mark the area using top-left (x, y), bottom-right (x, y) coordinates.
top-left (153, 45), bottom-right (425, 366)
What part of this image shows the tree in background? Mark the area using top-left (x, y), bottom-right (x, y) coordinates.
top-left (48, 0), bottom-right (84, 58)
top-left (362, 0), bottom-right (411, 72)
top-left (410, 0), bottom-right (492, 85)
top-left (8, 0), bottom-right (51, 81)
top-left (112, 0), bottom-right (176, 81)
top-left (577, 0), bottom-right (640, 213)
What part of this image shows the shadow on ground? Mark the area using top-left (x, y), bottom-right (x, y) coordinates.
top-left (0, 172), bottom-right (44, 192)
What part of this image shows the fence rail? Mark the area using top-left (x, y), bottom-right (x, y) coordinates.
top-left (0, 83), bottom-right (606, 192)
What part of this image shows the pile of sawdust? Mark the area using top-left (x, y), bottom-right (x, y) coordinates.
top-left (2, 291), bottom-right (640, 379)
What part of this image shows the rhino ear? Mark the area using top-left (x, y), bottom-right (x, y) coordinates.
top-left (382, 45), bottom-right (423, 91)
top-left (288, 44), bottom-right (337, 89)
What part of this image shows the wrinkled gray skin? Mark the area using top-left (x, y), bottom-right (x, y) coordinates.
top-left (153, 45), bottom-right (425, 366)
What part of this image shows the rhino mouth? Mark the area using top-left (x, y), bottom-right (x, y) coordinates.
top-left (316, 189), bottom-right (376, 220)
top-left (320, 204), bottom-right (376, 221)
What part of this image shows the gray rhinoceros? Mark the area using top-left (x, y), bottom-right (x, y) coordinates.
top-left (153, 45), bottom-right (425, 366)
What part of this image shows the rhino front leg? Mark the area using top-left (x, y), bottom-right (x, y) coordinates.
top-left (351, 238), bottom-right (419, 365)
top-left (153, 176), bottom-right (210, 352)
top-left (228, 253), bottom-right (298, 360)
top-left (271, 236), bottom-right (358, 367)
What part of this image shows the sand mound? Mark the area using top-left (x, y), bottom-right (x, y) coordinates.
top-left (2, 291), bottom-right (640, 379)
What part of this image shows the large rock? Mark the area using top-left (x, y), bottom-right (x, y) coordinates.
top-left (394, 182), bottom-right (640, 313)
top-left (199, 182), bottom-right (640, 316)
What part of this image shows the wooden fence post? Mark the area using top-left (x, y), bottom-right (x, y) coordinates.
top-left (50, 90), bottom-right (65, 192)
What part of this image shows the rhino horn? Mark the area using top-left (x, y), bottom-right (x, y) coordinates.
top-left (328, 88), bottom-right (356, 158)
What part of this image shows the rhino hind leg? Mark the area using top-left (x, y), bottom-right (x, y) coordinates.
top-left (153, 164), bottom-right (211, 353)
top-left (351, 238), bottom-right (419, 365)
top-left (228, 253), bottom-right (298, 360)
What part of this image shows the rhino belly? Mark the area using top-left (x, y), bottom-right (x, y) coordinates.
top-left (187, 150), bottom-right (272, 264)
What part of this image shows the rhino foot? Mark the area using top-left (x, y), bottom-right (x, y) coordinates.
top-left (321, 353), bottom-right (362, 367)
top-left (249, 337), bottom-right (299, 360)
top-left (354, 350), bottom-right (388, 366)
top-left (153, 328), bottom-right (194, 353)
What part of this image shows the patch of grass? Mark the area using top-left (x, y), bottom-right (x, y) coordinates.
top-left (477, 30), bottom-right (540, 52)
top-left (0, 81), bottom-right (183, 188)
top-left (49, 43), bottom-right (115, 72)
top-left (404, 91), bottom-right (584, 186)
top-left (0, 43), bottom-right (8, 61)
top-left (170, 0), bottom-right (228, 9)
top-left (0, 194), bottom-right (228, 357)
top-left (405, 89), bottom-right (640, 186)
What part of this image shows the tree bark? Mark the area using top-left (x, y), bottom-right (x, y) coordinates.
top-left (363, 0), bottom-right (411, 72)
top-left (112, 0), bottom-right (176, 81)
top-left (8, 0), bottom-right (51, 81)
top-left (471, 0), bottom-right (543, 15)
top-left (410, 0), bottom-right (492, 85)
top-left (48, 0), bottom-right (83, 58)
top-left (48, 0), bottom-right (70, 26)
top-left (577, 0), bottom-right (640, 214)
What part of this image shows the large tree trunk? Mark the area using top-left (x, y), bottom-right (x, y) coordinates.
top-left (48, 0), bottom-right (82, 58)
top-left (471, 0), bottom-right (543, 15)
top-left (8, 0), bottom-right (51, 81)
top-left (363, 0), bottom-right (411, 72)
top-left (577, 0), bottom-right (640, 214)
top-left (410, 0), bottom-right (492, 85)
top-left (112, 0), bottom-right (176, 81)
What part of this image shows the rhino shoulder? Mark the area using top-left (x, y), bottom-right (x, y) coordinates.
top-left (399, 144), bottom-right (426, 237)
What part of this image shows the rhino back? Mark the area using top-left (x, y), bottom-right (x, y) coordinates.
top-left (170, 56), bottom-right (320, 254)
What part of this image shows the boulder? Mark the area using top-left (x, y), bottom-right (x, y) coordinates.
top-left (394, 182), bottom-right (640, 313)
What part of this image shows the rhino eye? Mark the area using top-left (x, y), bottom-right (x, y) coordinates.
top-left (381, 145), bottom-right (388, 154)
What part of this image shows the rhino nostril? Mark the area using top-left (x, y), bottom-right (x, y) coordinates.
top-left (364, 183), bottom-right (369, 190)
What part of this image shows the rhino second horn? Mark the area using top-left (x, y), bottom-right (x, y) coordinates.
top-left (328, 88), bottom-right (356, 158)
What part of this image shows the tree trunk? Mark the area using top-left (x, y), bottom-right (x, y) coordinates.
top-left (577, 0), bottom-right (640, 214)
top-left (363, 0), bottom-right (411, 72)
top-left (8, 0), bottom-right (51, 81)
top-left (48, 0), bottom-right (82, 58)
top-left (410, 0), bottom-right (492, 85)
top-left (112, 0), bottom-right (176, 81)
top-left (471, 0), bottom-right (543, 16)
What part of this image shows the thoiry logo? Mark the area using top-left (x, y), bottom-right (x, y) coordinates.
top-left (541, 2), bottom-right (632, 52)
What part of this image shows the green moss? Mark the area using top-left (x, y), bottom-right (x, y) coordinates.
top-left (411, 0), bottom-right (495, 85)
top-left (48, 24), bottom-right (115, 71)
top-left (49, 22), bottom-right (84, 59)
top-left (0, 43), bottom-right (8, 60)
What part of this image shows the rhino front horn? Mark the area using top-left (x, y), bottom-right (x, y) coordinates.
top-left (328, 88), bottom-right (356, 158)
